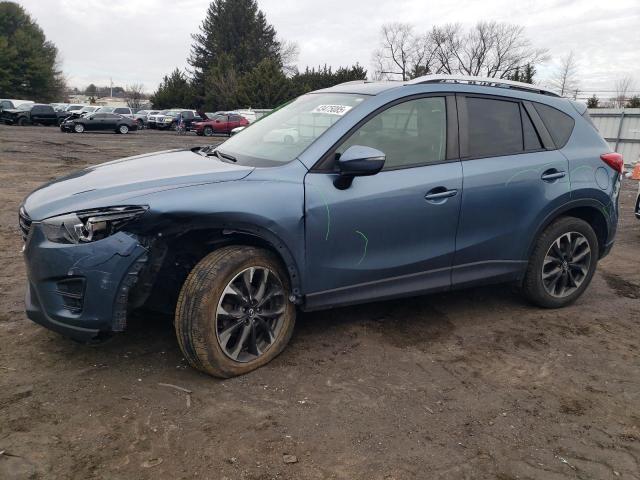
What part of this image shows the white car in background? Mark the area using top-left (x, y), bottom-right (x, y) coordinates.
top-left (64, 104), bottom-right (85, 113)
top-left (1, 99), bottom-right (34, 111)
top-left (235, 109), bottom-right (257, 123)
top-left (112, 107), bottom-right (134, 119)
top-left (147, 110), bottom-right (169, 129)
top-left (263, 127), bottom-right (299, 144)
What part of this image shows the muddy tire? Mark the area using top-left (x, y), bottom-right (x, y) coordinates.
top-left (522, 216), bottom-right (598, 308)
top-left (175, 246), bottom-right (296, 378)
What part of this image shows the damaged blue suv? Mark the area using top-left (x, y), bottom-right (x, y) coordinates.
top-left (20, 75), bottom-right (621, 377)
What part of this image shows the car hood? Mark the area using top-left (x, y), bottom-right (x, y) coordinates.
top-left (23, 148), bottom-right (254, 220)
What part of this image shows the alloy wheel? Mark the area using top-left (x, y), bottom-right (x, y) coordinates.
top-left (215, 266), bottom-right (286, 363)
top-left (119, 125), bottom-right (129, 134)
top-left (541, 231), bottom-right (591, 298)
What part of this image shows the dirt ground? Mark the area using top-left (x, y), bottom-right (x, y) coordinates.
top-left (0, 125), bottom-right (639, 480)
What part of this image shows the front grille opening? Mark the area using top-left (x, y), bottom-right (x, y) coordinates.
top-left (56, 278), bottom-right (86, 314)
top-left (19, 208), bottom-right (32, 241)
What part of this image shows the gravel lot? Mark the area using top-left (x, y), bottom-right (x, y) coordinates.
top-left (1, 125), bottom-right (639, 480)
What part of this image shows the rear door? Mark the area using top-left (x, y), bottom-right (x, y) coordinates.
top-left (304, 95), bottom-right (462, 308)
top-left (453, 94), bottom-right (570, 286)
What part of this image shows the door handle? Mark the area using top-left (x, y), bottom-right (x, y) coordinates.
top-left (541, 169), bottom-right (566, 182)
top-left (425, 188), bottom-right (458, 201)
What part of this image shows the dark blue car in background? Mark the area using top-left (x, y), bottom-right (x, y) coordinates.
top-left (19, 75), bottom-right (622, 377)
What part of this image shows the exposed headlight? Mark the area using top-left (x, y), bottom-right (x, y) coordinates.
top-left (41, 206), bottom-right (148, 244)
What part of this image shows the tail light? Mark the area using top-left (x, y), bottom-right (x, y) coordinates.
top-left (600, 152), bottom-right (624, 173)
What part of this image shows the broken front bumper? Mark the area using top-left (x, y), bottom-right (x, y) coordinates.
top-left (23, 225), bottom-right (147, 341)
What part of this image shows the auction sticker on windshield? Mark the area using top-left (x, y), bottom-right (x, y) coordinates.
top-left (311, 105), bottom-right (353, 116)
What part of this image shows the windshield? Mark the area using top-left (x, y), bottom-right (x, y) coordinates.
top-left (217, 93), bottom-right (366, 167)
top-left (165, 110), bottom-right (181, 116)
top-left (98, 107), bottom-right (114, 113)
top-left (16, 103), bottom-right (33, 111)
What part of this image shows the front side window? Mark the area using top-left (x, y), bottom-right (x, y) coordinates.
top-left (466, 97), bottom-right (523, 158)
top-left (335, 97), bottom-right (447, 170)
top-left (217, 93), bottom-right (367, 167)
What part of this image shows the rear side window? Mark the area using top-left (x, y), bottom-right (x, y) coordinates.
top-left (466, 97), bottom-right (522, 157)
top-left (114, 108), bottom-right (129, 114)
top-left (533, 103), bottom-right (575, 148)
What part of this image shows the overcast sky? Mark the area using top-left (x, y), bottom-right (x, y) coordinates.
top-left (15, 0), bottom-right (640, 98)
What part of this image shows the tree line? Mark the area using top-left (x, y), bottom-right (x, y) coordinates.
top-left (2, 0), bottom-right (638, 109)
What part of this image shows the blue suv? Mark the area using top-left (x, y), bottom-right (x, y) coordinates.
top-left (20, 75), bottom-right (622, 377)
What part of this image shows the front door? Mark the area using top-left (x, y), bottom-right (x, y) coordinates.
top-left (304, 95), bottom-right (463, 309)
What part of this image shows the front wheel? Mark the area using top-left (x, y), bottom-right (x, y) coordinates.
top-left (175, 246), bottom-right (296, 378)
top-left (74, 123), bottom-right (84, 133)
top-left (118, 124), bottom-right (129, 134)
top-left (17, 117), bottom-right (27, 126)
top-left (203, 126), bottom-right (213, 137)
top-left (522, 217), bottom-right (598, 308)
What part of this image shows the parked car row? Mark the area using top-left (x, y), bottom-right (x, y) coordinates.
top-left (1, 98), bottom-right (258, 135)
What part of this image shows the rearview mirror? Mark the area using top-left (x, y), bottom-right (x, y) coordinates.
top-left (334, 145), bottom-right (385, 189)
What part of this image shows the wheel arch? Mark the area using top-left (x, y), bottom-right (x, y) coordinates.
top-left (527, 200), bottom-right (610, 260)
top-left (136, 223), bottom-right (303, 315)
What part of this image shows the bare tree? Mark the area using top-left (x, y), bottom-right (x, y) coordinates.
top-left (430, 22), bottom-right (548, 79)
top-left (614, 76), bottom-right (634, 108)
top-left (549, 51), bottom-right (579, 97)
top-left (375, 21), bottom-right (547, 81)
top-left (126, 83), bottom-right (146, 111)
top-left (279, 39), bottom-right (300, 77)
top-left (372, 23), bottom-right (436, 81)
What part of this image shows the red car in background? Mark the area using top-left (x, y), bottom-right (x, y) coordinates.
top-left (193, 112), bottom-right (249, 136)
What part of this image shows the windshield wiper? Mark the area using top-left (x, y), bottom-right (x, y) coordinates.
top-left (211, 149), bottom-right (237, 163)
top-left (199, 146), bottom-right (237, 163)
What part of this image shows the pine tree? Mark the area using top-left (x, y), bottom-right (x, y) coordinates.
top-left (150, 69), bottom-right (195, 109)
top-left (521, 64), bottom-right (536, 84)
top-left (237, 59), bottom-right (292, 108)
top-left (203, 53), bottom-right (240, 111)
top-left (0, 1), bottom-right (65, 101)
top-left (587, 94), bottom-right (599, 109)
top-left (189, 0), bottom-right (281, 90)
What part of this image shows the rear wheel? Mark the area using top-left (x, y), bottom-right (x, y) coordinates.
top-left (74, 123), bottom-right (84, 133)
top-left (522, 217), bottom-right (598, 308)
top-left (118, 124), bottom-right (129, 134)
top-left (137, 119), bottom-right (144, 129)
top-left (175, 246), bottom-right (296, 378)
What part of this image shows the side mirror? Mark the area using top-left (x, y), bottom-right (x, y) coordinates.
top-left (334, 145), bottom-right (385, 189)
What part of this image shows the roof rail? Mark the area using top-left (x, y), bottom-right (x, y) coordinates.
top-left (406, 74), bottom-right (560, 97)
top-left (335, 80), bottom-right (370, 86)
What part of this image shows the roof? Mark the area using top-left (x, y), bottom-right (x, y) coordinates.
top-left (318, 74), bottom-right (560, 98)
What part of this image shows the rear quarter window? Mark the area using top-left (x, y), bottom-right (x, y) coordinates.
top-left (533, 103), bottom-right (575, 148)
